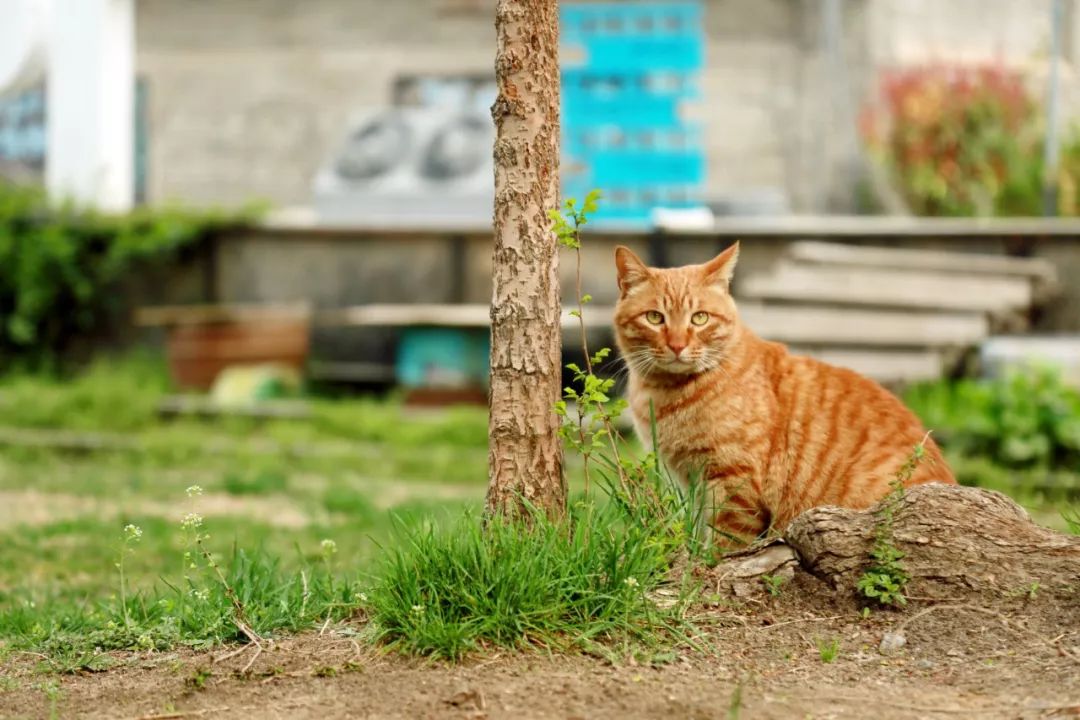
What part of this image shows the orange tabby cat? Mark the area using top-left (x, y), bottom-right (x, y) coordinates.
top-left (613, 242), bottom-right (955, 545)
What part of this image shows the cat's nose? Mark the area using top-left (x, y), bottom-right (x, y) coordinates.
top-left (668, 340), bottom-right (688, 356)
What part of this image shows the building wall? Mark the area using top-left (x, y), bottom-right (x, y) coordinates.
top-left (136, 0), bottom-right (1080, 214)
top-left (136, 0), bottom-right (826, 210)
top-left (867, 0), bottom-right (1080, 112)
top-left (136, 0), bottom-right (496, 207)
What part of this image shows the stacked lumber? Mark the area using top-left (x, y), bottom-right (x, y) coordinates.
top-left (735, 241), bottom-right (1058, 383)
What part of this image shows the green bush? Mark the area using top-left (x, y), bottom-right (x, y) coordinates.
top-left (904, 366), bottom-right (1080, 470)
top-left (865, 64), bottom-right (1080, 218)
top-left (0, 184), bottom-right (258, 369)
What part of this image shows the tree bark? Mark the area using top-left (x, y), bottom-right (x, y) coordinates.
top-left (485, 0), bottom-right (564, 519)
top-left (703, 484), bottom-right (1080, 599)
top-left (785, 484), bottom-right (1080, 597)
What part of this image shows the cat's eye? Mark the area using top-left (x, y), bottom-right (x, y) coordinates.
top-left (645, 310), bottom-right (665, 325)
top-left (691, 311), bottom-right (709, 326)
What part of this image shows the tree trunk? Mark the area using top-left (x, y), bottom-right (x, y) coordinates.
top-left (785, 484), bottom-right (1080, 597)
top-left (485, 0), bottom-right (564, 519)
top-left (702, 484), bottom-right (1080, 600)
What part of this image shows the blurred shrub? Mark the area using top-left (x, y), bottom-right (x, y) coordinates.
top-left (0, 185), bottom-right (259, 369)
top-left (904, 366), bottom-right (1080, 470)
top-left (863, 64), bottom-right (1046, 216)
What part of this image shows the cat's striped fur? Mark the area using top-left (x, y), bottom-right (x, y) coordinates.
top-left (613, 243), bottom-right (955, 545)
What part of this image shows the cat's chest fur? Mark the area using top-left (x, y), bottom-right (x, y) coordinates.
top-left (627, 372), bottom-right (763, 482)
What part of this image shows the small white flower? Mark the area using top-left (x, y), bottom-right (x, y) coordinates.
top-left (123, 524), bottom-right (143, 541)
top-left (185, 485), bottom-right (204, 498)
top-left (320, 539), bottom-right (338, 556)
top-left (180, 512), bottom-right (203, 530)
top-left (623, 577), bottom-right (639, 588)
top-left (191, 588), bottom-right (210, 602)
top-left (355, 592), bottom-right (368, 604)
top-left (411, 604), bottom-right (425, 615)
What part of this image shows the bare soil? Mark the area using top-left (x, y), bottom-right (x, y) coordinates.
top-left (3, 573), bottom-right (1078, 720)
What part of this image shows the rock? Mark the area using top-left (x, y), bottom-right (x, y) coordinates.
top-left (444, 689), bottom-right (485, 710)
top-left (879, 631), bottom-right (907, 655)
top-left (702, 542), bottom-right (799, 597)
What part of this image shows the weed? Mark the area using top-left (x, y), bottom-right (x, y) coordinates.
top-left (551, 189), bottom-right (628, 495)
top-left (116, 523), bottom-right (143, 630)
top-left (857, 438), bottom-right (929, 607)
top-left (760, 574), bottom-right (786, 598)
top-left (37, 679), bottom-right (62, 720)
top-left (816, 637), bottom-right (842, 663)
top-left (727, 682), bottom-right (743, 720)
top-left (313, 665), bottom-right (338, 678)
top-left (1007, 581), bottom-right (1042, 601)
top-left (181, 485), bottom-right (264, 648)
top-left (186, 666), bottom-right (212, 690)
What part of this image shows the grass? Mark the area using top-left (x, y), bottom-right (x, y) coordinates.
top-left (0, 356), bottom-right (493, 669)
top-left (2, 543), bottom-right (361, 673)
top-left (2, 355), bottom-right (1079, 672)
top-left (816, 637), bottom-right (841, 663)
top-left (367, 495), bottom-right (696, 661)
top-left (0, 355), bottom-right (678, 668)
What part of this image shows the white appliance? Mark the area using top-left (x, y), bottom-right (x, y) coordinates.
top-left (313, 107), bottom-right (495, 228)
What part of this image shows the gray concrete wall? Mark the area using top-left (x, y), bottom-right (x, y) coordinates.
top-left (136, 0), bottom-right (838, 211)
top-left (136, 0), bottom-right (496, 207)
top-left (135, 0), bottom-right (1080, 214)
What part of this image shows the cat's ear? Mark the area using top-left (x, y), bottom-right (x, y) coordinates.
top-left (614, 245), bottom-right (650, 296)
top-left (702, 241), bottom-right (740, 291)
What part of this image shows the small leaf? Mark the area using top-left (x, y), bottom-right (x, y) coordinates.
top-left (582, 188), bottom-right (603, 215)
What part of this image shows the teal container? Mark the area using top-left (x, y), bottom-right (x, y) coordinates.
top-left (396, 328), bottom-right (490, 389)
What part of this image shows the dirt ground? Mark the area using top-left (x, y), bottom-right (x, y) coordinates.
top-left (3, 573), bottom-right (1078, 720)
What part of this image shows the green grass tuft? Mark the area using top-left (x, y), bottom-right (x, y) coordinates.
top-left (366, 497), bottom-right (696, 661)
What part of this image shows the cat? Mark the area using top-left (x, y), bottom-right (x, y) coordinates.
top-left (612, 242), bottom-right (956, 546)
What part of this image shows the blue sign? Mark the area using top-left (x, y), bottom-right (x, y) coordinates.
top-left (561, 1), bottom-right (706, 226)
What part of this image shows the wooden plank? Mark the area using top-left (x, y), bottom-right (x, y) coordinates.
top-left (255, 211), bottom-right (1080, 240)
top-left (740, 263), bottom-right (1032, 314)
top-left (739, 303), bottom-right (988, 348)
top-left (317, 304), bottom-right (613, 329)
top-left (790, 347), bottom-right (945, 383)
top-left (317, 302), bottom-right (989, 349)
top-left (136, 303), bottom-right (311, 328)
top-left (662, 214), bottom-right (1080, 239)
top-left (787, 240), bottom-right (1058, 287)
